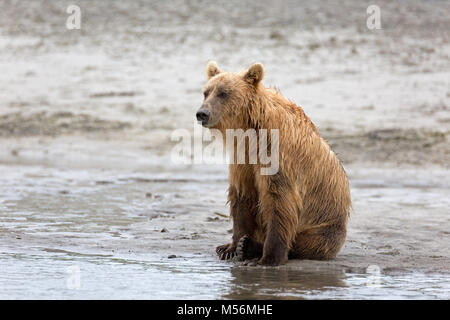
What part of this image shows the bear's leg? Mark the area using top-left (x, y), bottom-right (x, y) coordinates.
top-left (216, 186), bottom-right (258, 260)
top-left (257, 180), bottom-right (299, 266)
top-left (289, 223), bottom-right (347, 260)
top-left (258, 216), bottom-right (290, 266)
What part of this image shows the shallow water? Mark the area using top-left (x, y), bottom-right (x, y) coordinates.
top-left (1, 249), bottom-right (449, 299)
top-left (0, 164), bottom-right (449, 299)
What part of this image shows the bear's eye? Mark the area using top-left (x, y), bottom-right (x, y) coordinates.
top-left (203, 89), bottom-right (211, 99)
top-left (217, 91), bottom-right (228, 99)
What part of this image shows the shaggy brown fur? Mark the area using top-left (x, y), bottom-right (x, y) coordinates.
top-left (199, 61), bottom-right (351, 266)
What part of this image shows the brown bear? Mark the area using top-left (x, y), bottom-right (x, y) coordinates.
top-left (196, 61), bottom-right (352, 266)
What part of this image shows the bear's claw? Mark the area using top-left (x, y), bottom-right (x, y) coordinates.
top-left (216, 243), bottom-right (236, 260)
top-left (219, 251), bottom-right (236, 260)
top-left (216, 245), bottom-right (227, 254)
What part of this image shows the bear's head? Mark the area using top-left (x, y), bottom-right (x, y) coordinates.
top-left (196, 61), bottom-right (265, 129)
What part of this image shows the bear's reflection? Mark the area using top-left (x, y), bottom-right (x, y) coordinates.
top-left (222, 265), bottom-right (347, 299)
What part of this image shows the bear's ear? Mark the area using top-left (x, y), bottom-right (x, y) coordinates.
top-left (244, 62), bottom-right (264, 85)
top-left (206, 61), bottom-right (222, 80)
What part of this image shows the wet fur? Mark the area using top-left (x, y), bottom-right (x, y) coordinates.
top-left (205, 62), bottom-right (352, 265)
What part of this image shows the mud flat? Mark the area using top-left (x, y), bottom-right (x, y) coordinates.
top-left (0, 146), bottom-right (449, 299)
top-left (0, 0), bottom-right (449, 299)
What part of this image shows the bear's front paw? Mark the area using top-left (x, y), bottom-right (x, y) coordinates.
top-left (216, 243), bottom-right (237, 260)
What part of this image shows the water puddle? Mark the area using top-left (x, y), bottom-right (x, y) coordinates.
top-left (0, 249), bottom-right (449, 299)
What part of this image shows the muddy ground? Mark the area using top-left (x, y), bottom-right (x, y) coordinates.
top-left (0, 0), bottom-right (449, 299)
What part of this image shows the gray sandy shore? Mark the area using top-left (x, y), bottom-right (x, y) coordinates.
top-left (0, 0), bottom-right (449, 299)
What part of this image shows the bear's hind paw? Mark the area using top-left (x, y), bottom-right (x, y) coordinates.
top-left (236, 235), bottom-right (250, 261)
top-left (236, 235), bottom-right (263, 261)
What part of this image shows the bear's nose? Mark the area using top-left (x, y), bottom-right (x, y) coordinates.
top-left (196, 109), bottom-right (210, 124)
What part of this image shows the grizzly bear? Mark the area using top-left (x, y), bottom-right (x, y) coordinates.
top-left (196, 61), bottom-right (352, 266)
